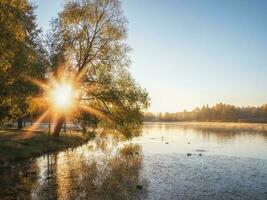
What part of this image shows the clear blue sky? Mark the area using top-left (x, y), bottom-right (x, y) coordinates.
top-left (34, 0), bottom-right (267, 112)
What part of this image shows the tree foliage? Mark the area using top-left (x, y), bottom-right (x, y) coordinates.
top-left (0, 0), bottom-right (47, 127)
top-left (0, 0), bottom-right (149, 136)
top-left (47, 0), bottom-right (149, 138)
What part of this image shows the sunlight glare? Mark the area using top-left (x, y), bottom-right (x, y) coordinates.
top-left (51, 83), bottom-right (74, 110)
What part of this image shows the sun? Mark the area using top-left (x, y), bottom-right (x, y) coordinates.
top-left (50, 83), bottom-right (74, 110)
top-left (26, 75), bottom-right (107, 132)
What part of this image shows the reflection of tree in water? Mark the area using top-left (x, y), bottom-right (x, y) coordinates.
top-left (186, 127), bottom-right (267, 143)
top-left (145, 123), bottom-right (267, 143)
top-left (0, 140), bottom-right (147, 200)
top-left (0, 159), bottom-right (40, 199)
top-left (33, 154), bottom-right (59, 200)
top-left (37, 142), bottom-right (147, 200)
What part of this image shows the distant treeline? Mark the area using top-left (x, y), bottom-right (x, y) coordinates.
top-left (144, 103), bottom-right (267, 123)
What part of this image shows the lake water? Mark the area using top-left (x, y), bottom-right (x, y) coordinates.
top-left (1, 122), bottom-right (267, 199)
top-left (134, 122), bottom-right (267, 159)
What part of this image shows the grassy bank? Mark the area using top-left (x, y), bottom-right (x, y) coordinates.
top-left (0, 129), bottom-right (93, 167)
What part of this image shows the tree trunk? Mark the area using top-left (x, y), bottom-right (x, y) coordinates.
top-left (53, 116), bottom-right (65, 139)
top-left (17, 118), bottom-right (23, 129)
top-left (63, 121), bottom-right (66, 132)
top-left (82, 123), bottom-right (87, 135)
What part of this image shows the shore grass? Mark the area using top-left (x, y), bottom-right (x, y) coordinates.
top-left (0, 130), bottom-right (92, 167)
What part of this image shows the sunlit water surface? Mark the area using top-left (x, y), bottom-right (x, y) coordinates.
top-left (1, 122), bottom-right (267, 199)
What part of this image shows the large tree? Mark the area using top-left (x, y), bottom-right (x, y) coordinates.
top-left (48, 0), bottom-right (149, 138)
top-left (0, 0), bottom-right (47, 128)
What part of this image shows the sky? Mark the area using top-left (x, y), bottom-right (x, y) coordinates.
top-left (34, 0), bottom-right (267, 112)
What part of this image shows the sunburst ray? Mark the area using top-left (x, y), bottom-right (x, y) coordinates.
top-left (27, 109), bottom-right (51, 132)
top-left (25, 76), bottom-right (48, 91)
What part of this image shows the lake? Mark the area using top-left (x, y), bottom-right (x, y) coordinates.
top-left (1, 122), bottom-right (267, 199)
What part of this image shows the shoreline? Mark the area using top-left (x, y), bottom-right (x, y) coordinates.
top-left (0, 130), bottom-right (94, 168)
